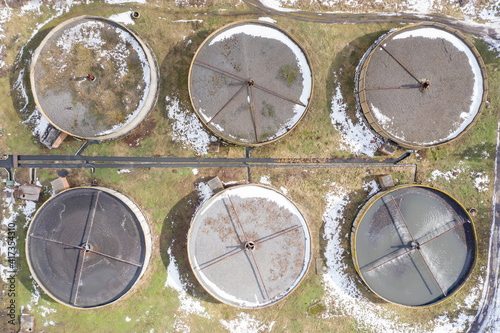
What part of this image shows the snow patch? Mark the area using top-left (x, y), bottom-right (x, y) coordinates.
top-left (108, 11), bottom-right (135, 25)
top-left (195, 182), bottom-right (214, 205)
top-left (105, 0), bottom-right (146, 4)
top-left (166, 96), bottom-right (215, 155)
top-left (220, 313), bottom-right (274, 333)
top-left (259, 175), bottom-right (272, 185)
top-left (258, 17), bottom-right (277, 23)
top-left (329, 77), bottom-right (382, 156)
top-left (165, 241), bottom-right (211, 329)
top-left (1, 185), bottom-right (37, 282)
top-left (363, 180), bottom-right (379, 197)
top-left (473, 172), bottom-right (490, 192)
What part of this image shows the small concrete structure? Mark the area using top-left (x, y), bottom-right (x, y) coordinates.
top-left (378, 174), bottom-right (394, 190)
top-left (207, 176), bottom-right (224, 193)
top-left (15, 184), bottom-right (42, 202)
top-left (315, 258), bottom-right (327, 274)
top-left (20, 315), bottom-right (35, 332)
top-left (51, 177), bottom-right (70, 194)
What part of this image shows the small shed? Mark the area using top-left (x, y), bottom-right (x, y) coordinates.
top-left (15, 184), bottom-right (42, 202)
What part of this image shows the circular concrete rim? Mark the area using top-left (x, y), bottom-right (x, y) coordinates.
top-left (29, 15), bottom-right (159, 141)
top-left (357, 22), bottom-right (488, 149)
top-left (188, 20), bottom-right (314, 146)
top-left (187, 184), bottom-right (312, 308)
top-left (350, 184), bottom-right (477, 308)
top-left (25, 186), bottom-right (152, 309)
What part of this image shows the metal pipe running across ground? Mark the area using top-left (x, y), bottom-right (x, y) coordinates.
top-left (0, 154), bottom-right (414, 170)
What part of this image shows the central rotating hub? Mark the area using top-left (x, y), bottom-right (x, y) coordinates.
top-left (247, 78), bottom-right (255, 87)
top-left (81, 241), bottom-right (98, 256)
top-left (420, 79), bottom-right (430, 91)
top-left (410, 240), bottom-right (420, 250)
top-left (83, 242), bottom-right (95, 253)
top-left (245, 241), bottom-right (255, 251)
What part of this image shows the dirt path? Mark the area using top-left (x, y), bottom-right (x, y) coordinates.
top-left (468, 124), bottom-right (500, 333)
top-left (243, 0), bottom-right (499, 40)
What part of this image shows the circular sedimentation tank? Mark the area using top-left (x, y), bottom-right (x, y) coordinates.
top-left (357, 22), bottom-right (488, 149)
top-left (26, 187), bottom-right (152, 309)
top-left (351, 185), bottom-right (476, 307)
top-left (188, 21), bottom-right (313, 145)
top-left (188, 184), bottom-right (311, 308)
top-left (30, 16), bottom-right (159, 140)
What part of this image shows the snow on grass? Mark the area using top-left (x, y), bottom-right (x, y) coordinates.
top-left (164, 182), bottom-right (214, 332)
top-left (40, 305), bottom-right (57, 327)
top-left (172, 19), bottom-right (204, 23)
top-left (165, 196), bottom-right (211, 332)
top-left (259, 175), bottom-right (272, 185)
top-left (109, 11), bottom-right (135, 25)
top-left (220, 313), bottom-right (274, 333)
top-left (1, 184), bottom-right (37, 283)
top-left (362, 179), bottom-right (379, 197)
top-left (428, 161), bottom-right (468, 182)
top-left (404, 0), bottom-right (434, 13)
top-left (258, 17), bottom-right (277, 23)
top-left (105, 0), bottom-right (146, 4)
top-left (428, 162), bottom-right (491, 192)
top-left (125, 316), bottom-right (132, 322)
top-left (166, 96), bottom-right (216, 155)
top-left (473, 172), bottom-right (490, 192)
top-left (117, 169), bottom-right (132, 174)
top-left (329, 75), bottom-right (382, 157)
top-left (0, 182), bottom-right (56, 323)
top-left (192, 168), bottom-right (199, 175)
top-left (280, 186), bottom-right (289, 195)
top-left (175, 0), bottom-right (207, 7)
top-left (25, 265), bottom-right (58, 326)
top-left (484, 36), bottom-right (500, 57)
top-left (195, 181), bottom-right (214, 205)
top-left (256, 0), bottom-right (299, 12)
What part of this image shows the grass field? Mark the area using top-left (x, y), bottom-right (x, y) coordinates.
top-left (0, 1), bottom-right (499, 332)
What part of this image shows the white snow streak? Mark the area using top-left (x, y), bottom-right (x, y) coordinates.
top-left (166, 96), bottom-right (216, 155)
top-left (220, 313), bottom-right (274, 333)
top-left (330, 78), bottom-right (382, 157)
